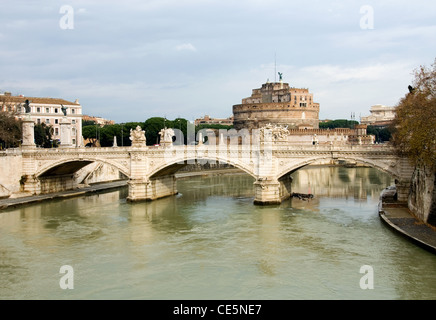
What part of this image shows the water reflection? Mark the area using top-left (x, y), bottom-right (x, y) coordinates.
top-left (1, 166), bottom-right (435, 300)
top-left (290, 165), bottom-right (393, 200)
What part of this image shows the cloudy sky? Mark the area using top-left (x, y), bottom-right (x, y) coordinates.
top-left (1, 0), bottom-right (435, 123)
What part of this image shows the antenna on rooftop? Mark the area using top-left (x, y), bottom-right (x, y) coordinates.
top-left (274, 52), bottom-right (277, 83)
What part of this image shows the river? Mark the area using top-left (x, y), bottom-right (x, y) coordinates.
top-left (1, 166), bottom-right (436, 300)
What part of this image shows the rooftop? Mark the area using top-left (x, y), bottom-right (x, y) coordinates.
top-left (0, 94), bottom-right (79, 106)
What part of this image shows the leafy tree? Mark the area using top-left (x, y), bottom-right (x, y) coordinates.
top-left (144, 117), bottom-right (169, 145)
top-left (319, 119), bottom-right (359, 129)
top-left (196, 123), bottom-right (233, 131)
top-left (98, 123), bottom-right (131, 147)
top-left (391, 59), bottom-right (436, 169)
top-left (81, 116), bottom-right (233, 147)
top-left (366, 125), bottom-right (392, 143)
top-left (34, 123), bottom-right (56, 148)
top-left (0, 111), bottom-right (22, 149)
top-left (172, 118), bottom-right (190, 144)
top-left (82, 122), bottom-right (145, 147)
top-left (119, 122), bottom-right (144, 146)
top-left (82, 119), bottom-right (96, 127)
top-left (82, 124), bottom-right (100, 147)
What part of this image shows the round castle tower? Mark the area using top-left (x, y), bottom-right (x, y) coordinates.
top-left (232, 79), bottom-right (320, 130)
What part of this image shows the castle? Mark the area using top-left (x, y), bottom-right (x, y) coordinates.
top-left (232, 78), bottom-right (375, 145)
top-left (233, 80), bottom-right (320, 130)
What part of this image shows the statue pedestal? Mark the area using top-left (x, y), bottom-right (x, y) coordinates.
top-left (21, 117), bottom-right (36, 148)
top-left (131, 140), bottom-right (146, 148)
top-left (60, 117), bottom-right (72, 148)
top-left (160, 141), bottom-right (172, 148)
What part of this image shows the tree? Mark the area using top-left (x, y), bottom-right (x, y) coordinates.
top-left (319, 119), bottom-right (359, 129)
top-left (144, 117), bottom-right (168, 145)
top-left (391, 59), bottom-right (436, 169)
top-left (82, 124), bottom-right (100, 147)
top-left (34, 123), bottom-right (56, 148)
top-left (0, 111), bottom-right (22, 149)
top-left (366, 125), bottom-right (392, 143)
top-left (195, 123), bottom-right (233, 131)
top-left (82, 119), bottom-right (96, 127)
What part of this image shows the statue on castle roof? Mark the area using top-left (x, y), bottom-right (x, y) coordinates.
top-left (278, 72), bottom-right (283, 81)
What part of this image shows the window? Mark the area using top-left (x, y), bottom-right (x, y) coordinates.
top-left (55, 128), bottom-right (59, 135)
top-left (37, 107), bottom-right (41, 113)
top-left (46, 107), bottom-right (49, 113)
top-left (300, 102), bottom-right (307, 107)
top-left (72, 119), bottom-right (76, 124)
top-left (71, 109), bottom-right (75, 114)
top-left (37, 119), bottom-right (41, 124)
top-left (72, 139), bottom-right (76, 145)
top-left (46, 119), bottom-right (50, 124)
top-left (55, 108), bottom-right (58, 113)
top-left (55, 119), bottom-right (58, 124)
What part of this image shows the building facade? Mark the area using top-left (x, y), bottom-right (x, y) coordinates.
top-left (360, 104), bottom-right (396, 127)
top-left (82, 115), bottom-right (115, 126)
top-left (0, 92), bottom-right (83, 147)
top-left (232, 81), bottom-right (320, 130)
top-left (194, 115), bottom-right (234, 126)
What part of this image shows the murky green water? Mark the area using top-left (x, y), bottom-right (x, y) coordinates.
top-left (1, 166), bottom-right (435, 300)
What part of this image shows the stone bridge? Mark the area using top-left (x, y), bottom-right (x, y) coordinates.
top-left (14, 124), bottom-right (414, 205)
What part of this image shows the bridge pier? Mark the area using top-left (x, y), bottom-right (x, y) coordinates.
top-left (253, 176), bottom-right (292, 205)
top-left (395, 180), bottom-right (411, 202)
top-left (39, 174), bottom-right (77, 194)
top-left (127, 174), bottom-right (178, 202)
top-left (394, 157), bottom-right (415, 202)
top-left (278, 174), bottom-right (293, 201)
top-left (20, 175), bottom-right (40, 195)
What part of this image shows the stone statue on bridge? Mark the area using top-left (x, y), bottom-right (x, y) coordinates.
top-left (159, 127), bottom-right (175, 147)
top-left (259, 123), bottom-right (289, 142)
top-left (130, 125), bottom-right (146, 147)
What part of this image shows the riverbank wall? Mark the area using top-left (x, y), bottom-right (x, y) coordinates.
top-left (0, 150), bottom-right (23, 199)
top-left (378, 186), bottom-right (436, 254)
top-left (408, 164), bottom-right (436, 226)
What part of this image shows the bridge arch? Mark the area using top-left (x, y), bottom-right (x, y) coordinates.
top-left (148, 156), bottom-right (256, 179)
top-left (36, 157), bottom-right (130, 178)
top-left (276, 155), bottom-right (401, 181)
